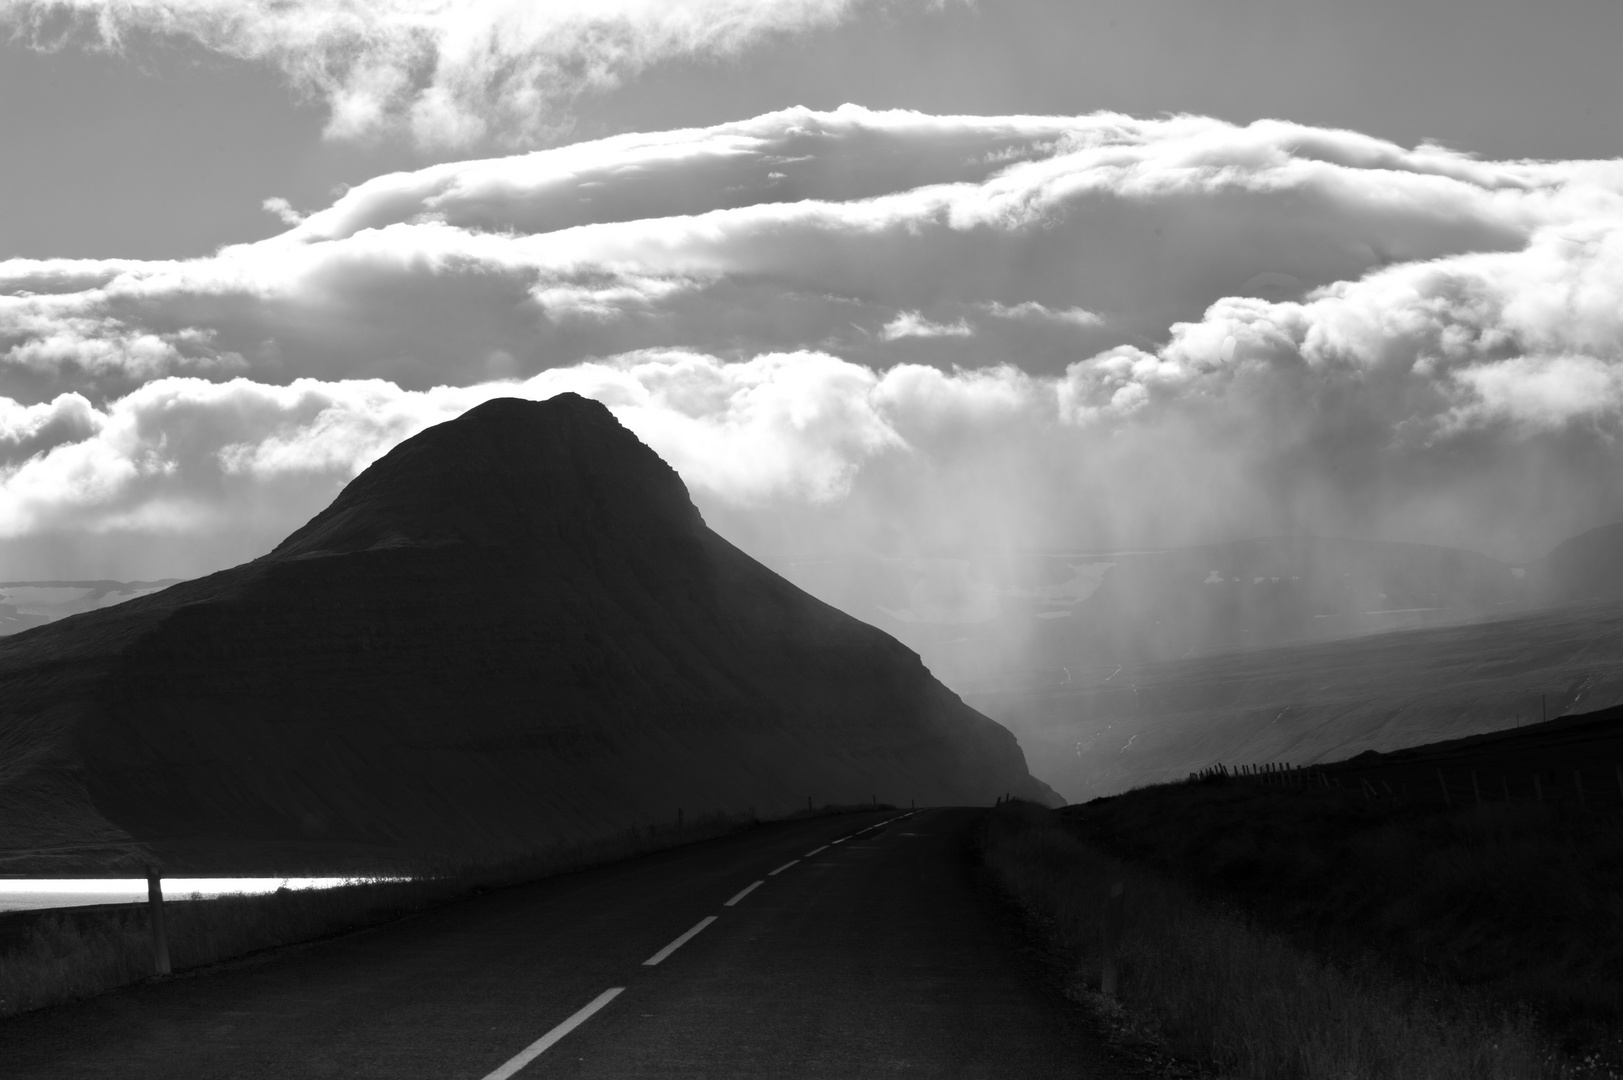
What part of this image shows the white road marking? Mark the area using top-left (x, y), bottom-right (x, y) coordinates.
top-left (724, 880), bottom-right (764, 907)
top-left (643, 916), bottom-right (717, 966)
top-left (831, 836), bottom-right (850, 844)
top-left (769, 860), bottom-right (798, 876)
top-left (480, 987), bottom-right (624, 1080)
top-left (804, 845), bottom-right (828, 856)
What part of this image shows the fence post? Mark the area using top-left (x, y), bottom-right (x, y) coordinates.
top-left (1501, 775), bottom-right (1511, 804)
top-left (1471, 770), bottom-right (1482, 807)
top-left (1100, 879), bottom-right (1125, 997)
top-left (1437, 768), bottom-right (1451, 808)
top-left (145, 868), bottom-right (171, 976)
top-left (1534, 775), bottom-right (1544, 803)
top-left (1574, 770), bottom-right (1586, 808)
top-left (1616, 764), bottom-right (1623, 803)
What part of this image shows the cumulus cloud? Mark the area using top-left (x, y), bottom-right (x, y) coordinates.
top-left (4, 107), bottom-right (1623, 582)
top-left (0, 0), bottom-right (897, 148)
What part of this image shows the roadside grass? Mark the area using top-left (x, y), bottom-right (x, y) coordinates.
top-left (0, 802), bottom-right (885, 1020)
top-left (981, 799), bottom-right (1607, 1080)
top-left (1064, 780), bottom-right (1623, 1067)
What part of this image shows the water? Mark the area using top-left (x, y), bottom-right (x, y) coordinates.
top-left (0, 878), bottom-right (363, 913)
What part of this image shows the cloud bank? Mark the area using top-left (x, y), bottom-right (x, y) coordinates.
top-left (4, 107), bottom-right (1623, 580)
top-left (1, 0), bottom-right (895, 148)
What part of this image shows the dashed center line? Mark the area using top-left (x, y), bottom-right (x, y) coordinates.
top-left (476, 817), bottom-right (919, 1076)
top-left (480, 986), bottom-right (624, 1080)
top-left (644, 916), bottom-right (717, 966)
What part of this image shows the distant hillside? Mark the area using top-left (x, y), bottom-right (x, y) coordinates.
top-left (976, 601), bottom-right (1623, 802)
top-left (0, 395), bottom-right (1053, 877)
top-left (789, 535), bottom-right (1528, 695)
top-left (1527, 520), bottom-right (1623, 604)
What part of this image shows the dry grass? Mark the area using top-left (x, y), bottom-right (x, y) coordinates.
top-left (1065, 780), bottom-right (1623, 1064)
top-left (981, 800), bottom-right (1612, 1080)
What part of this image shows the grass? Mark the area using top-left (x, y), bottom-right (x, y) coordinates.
top-left (1067, 779), bottom-right (1623, 1063)
top-left (0, 802), bottom-right (887, 1020)
top-left (980, 797), bottom-right (1618, 1080)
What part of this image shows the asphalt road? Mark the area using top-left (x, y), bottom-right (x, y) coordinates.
top-left (0, 809), bottom-right (1139, 1078)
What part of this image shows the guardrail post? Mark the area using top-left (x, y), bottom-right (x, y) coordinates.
top-left (145, 868), bottom-right (171, 976)
top-left (1574, 770), bottom-right (1587, 808)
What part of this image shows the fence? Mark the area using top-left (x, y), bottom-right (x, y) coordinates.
top-left (1190, 759), bottom-right (1623, 810)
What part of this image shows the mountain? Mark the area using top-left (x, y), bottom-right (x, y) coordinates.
top-left (0, 395), bottom-right (1053, 876)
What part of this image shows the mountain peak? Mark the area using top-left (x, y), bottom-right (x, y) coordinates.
top-left (269, 393), bottom-right (702, 560)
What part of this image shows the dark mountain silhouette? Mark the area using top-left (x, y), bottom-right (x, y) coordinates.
top-left (0, 395), bottom-right (1054, 875)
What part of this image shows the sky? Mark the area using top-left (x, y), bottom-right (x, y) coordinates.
top-left (3, 0), bottom-right (1623, 586)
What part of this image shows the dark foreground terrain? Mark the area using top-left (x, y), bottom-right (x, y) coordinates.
top-left (0, 809), bottom-right (1140, 1080)
top-left (984, 794), bottom-right (1621, 1079)
top-left (1311, 702), bottom-right (1623, 809)
top-left (1052, 775), bottom-right (1623, 1073)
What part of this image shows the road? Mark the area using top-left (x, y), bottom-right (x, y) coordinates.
top-left (0, 809), bottom-right (1139, 1078)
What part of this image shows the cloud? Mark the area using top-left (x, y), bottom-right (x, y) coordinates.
top-left (0, 0), bottom-right (897, 148)
top-left (5, 107), bottom-right (1623, 581)
top-left (880, 311), bottom-right (973, 340)
top-left (262, 197), bottom-right (306, 227)
top-left (979, 301), bottom-right (1101, 327)
top-left (12, 106), bottom-right (1617, 404)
